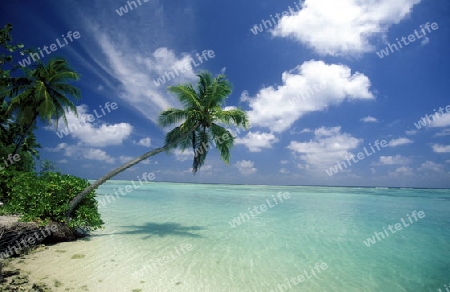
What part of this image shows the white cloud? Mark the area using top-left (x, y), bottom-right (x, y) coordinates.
top-left (388, 137), bottom-right (413, 147)
top-left (418, 161), bottom-right (445, 173)
top-left (290, 127), bottom-right (311, 135)
top-left (119, 155), bottom-right (134, 163)
top-left (434, 129), bottom-right (450, 137)
top-left (388, 166), bottom-right (414, 177)
top-left (227, 124), bottom-right (252, 138)
top-left (280, 160), bottom-right (289, 165)
top-left (46, 143), bottom-right (68, 152)
top-left (173, 149), bottom-right (194, 161)
top-left (287, 126), bottom-right (362, 171)
top-left (84, 149), bottom-right (115, 164)
top-left (405, 130), bottom-right (417, 135)
top-left (46, 143), bottom-right (115, 164)
top-left (234, 160), bottom-right (257, 175)
top-left (235, 131), bottom-right (279, 152)
top-left (297, 163), bottom-right (309, 169)
top-left (361, 116), bottom-right (378, 123)
top-left (243, 60), bottom-right (374, 132)
top-left (185, 164), bottom-right (213, 173)
top-left (379, 155), bottom-right (410, 165)
top-left (272, 0), bottom-right (421, 56)
top-left (134, 137), bottom-right (152, 147)
top-left (184, 164), bottom-right (213, 174)
top-left (279, 168), bottom-right (290, 174)
top-left (429, 113), bottom-right (450, 127)
top-left (141, 159), bottom-right (153, 165)
top-left (48, 105), bottom-right (132, 147)
top-left (301, 128), bottom-right (312, 133)
top-left (421, 37), bottom-right (430, 46)
top-left (201, 164), bottom-right (213, 172)
top-left (431, 144), bottom-right (450, 153)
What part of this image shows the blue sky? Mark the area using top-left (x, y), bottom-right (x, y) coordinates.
top-left (3, 0), bottom-right (450, 188)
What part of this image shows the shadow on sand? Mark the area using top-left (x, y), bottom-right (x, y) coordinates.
top-left (112, 222), bottom-right (206, 239)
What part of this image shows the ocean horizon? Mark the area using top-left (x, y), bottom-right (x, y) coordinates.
top-left (89, 179), bottom-right (450, 190)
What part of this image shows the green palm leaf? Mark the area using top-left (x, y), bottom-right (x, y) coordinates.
top-left (5, 57), bottom-right (81, 155)
top-left (159, 71), bottom-right (248, 173)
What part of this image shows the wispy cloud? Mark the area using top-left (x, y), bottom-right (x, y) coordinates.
top-left (65, 0), bottom-right (199, 125)
top-left (361, 116), bottom-right (378, 123)
top-left (46, 143), bottom-right (116, 164)
top-left (378, 155), bottom-right (411, 165)
top-left (234, 160), bottom-right (257, 175)
top-left (388, 137), bottom-right (413, 147)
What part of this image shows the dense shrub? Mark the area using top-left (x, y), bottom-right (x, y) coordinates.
top-left (0, 171), bottom-right (103, 231)
top-left (0, 169), bottom-right (19, 203)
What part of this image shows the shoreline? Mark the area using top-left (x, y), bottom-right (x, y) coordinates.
top-left (0, 216), bottom-right (87, 291)
top-left (3, 243), bottom-right (91, 292)
top-left (1, 245), bottom-right (60, 291)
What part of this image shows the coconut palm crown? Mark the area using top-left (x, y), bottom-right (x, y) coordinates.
top-left (159, 71), bottom-right (249, 172)
top-left (5, 58), bottom-right (81, 155)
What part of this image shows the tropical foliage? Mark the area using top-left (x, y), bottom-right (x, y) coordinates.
top-left (3, 57), bottom-right (81, 155)
top-left (0, 24), bottom-right (102, 232)
top-left (0, 171), bottom-right (103, 230)
top-left (0, 23), bottom-right (26, 79)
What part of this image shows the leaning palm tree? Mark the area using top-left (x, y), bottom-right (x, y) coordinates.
top-left (67, 71), bottom-right (249, 219)
top-left (4, 58), bottom-right (80, 155)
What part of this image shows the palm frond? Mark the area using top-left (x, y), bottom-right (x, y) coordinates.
top-left (164, 125), bottom-right (193, 150)
top-left (192, 127), bottom-right (211, 173)
top-left (197, 71), bottom-right (213, 103)
top-left (209, 74), bottom-right (232, 107)
top-left (167, 84), bottom-right (201, 109)
top-left (158, 108), bottom-right (190, 128)
top-left (51, 83), bottom-right (82, 100)
top-left (210, 123), bottom-right (234, 164)
top-left (214, 108), bottom-right (249, 128)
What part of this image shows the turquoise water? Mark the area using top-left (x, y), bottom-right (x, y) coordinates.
top-left (86, 182), bottom-right (449, 291)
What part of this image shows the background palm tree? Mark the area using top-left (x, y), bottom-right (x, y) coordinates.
top-left (4, 58), bottom-right (80, 155)
top-left (66, 71), bottom-right (249, 219)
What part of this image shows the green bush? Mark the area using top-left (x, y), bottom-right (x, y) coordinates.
top-left (0, 171), bottom-right (103, 231)
top-left (0, 169), bottom-right (19, 203)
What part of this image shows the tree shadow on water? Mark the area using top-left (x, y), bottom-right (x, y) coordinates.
top-left (117, 222), bottom-right (206, 239)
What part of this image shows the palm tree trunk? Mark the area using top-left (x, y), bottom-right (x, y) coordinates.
top-left (66, 124), bottom-right (199, 220)
top-left (66, 144), bottom-right (169, 219)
